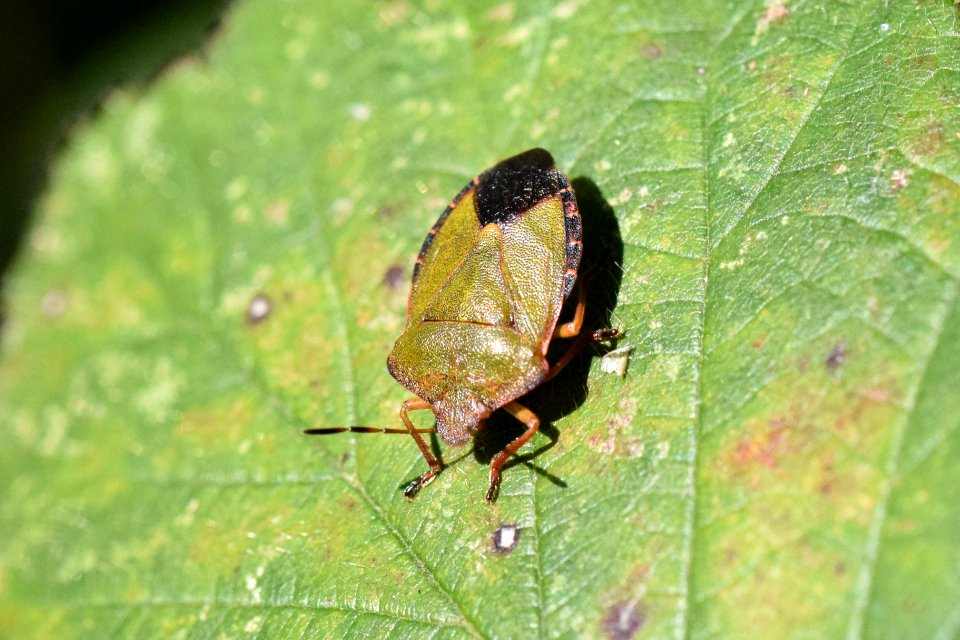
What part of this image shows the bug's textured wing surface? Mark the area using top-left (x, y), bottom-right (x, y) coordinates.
top-left (471, 149), bottom-right (572, 351)
top-left (406, 189), bottom-right (482, 323)
top-left (499, 197), bottom-right (568, 349)
top-left (406, 149), bottom-right (572, 349)
top-left (421, 224), bottom-right (514, 327)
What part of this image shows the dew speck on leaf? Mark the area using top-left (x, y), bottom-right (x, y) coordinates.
top-left (492, 524), bottom-right (520, 553)
top-left (246, 294), bottom-right (273, 325)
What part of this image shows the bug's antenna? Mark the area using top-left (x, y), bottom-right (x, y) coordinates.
top-left (303, 426), bottom-right (435, 435)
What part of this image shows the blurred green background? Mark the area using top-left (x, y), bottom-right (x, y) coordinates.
top-left (0, 0), bottom-right (228, 285)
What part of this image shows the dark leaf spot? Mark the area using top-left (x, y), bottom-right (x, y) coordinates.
top-left (825, 341), bottom-right (847, 371)
top-left (377, 203), bottom-right (402, 219)
top-left (603, 601), bottom-right (645, 640)
top-left (383, 265), bottom-right (405, 290)
top-left (492, 524), bottom-right (521, 553)
top-left (246, 294), bottom-right (272, 325)
top-left (641, 43), bottom-right (662, 59)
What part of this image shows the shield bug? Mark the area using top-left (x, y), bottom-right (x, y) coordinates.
top-left (305, 148), bottom-right (619, 501)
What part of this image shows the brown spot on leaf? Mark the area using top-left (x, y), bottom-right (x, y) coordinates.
top-left (377, 202), bottom-right (402, 219)
top-left (753, 2), bottom-right (789, 40)
top-left (246, 294), bottom-right (272, 325)
top-left (818, 456), bottom-right (837, 494)
top-left (641, 43), bottom-right (662, 59)
top-left (483, 3), bottom-right (515, 22)
top-left (603, 601), bottom-right (645, 640)
top-left (908, 120), bottom-right (945, 158)
top-left (767, 5), bottom-right (789, 22)
top-left (863, 387), bottom-right (890, 402)
top-left (911, 53), bottom-right (938, 73)
top-left (41, 288), bottom-right (69, 318)
top-left (377, 0), bottom-right (410, 29)
top-left (265, 199), bottom-right (290, 225)
top-left (383, 265), bottom-right (405, 290)
top-left (825, 341), bottom-right (847, 371)
top-left (889, 169), bottom-right (910, 193)
top-left (733, 417), bottom-right (791, 469)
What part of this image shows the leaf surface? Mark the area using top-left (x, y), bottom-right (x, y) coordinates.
top-left (2, 1), bottom-right (960, 638)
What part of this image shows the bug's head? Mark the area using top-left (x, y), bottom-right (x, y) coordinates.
top-left (432, 392), bottom-right (490, 446)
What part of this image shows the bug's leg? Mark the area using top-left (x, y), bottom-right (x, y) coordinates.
top-left (545, 277), bottom-right (621, 382)
top-left (486, 401), bottom-right (540, 502)
top-left (553, 277), bottom-right (587, 338)
top-left (544, 325), bottom-right (621, 383)
top-left (400, 397), bottom-right (443, 499)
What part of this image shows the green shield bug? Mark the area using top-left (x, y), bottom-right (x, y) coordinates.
top-left (306, 148), bottom-right (619, 501)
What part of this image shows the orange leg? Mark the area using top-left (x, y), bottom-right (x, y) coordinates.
top-left (548, 276), bottom-right (620, 381)
top-left (544, 326), bottom-right (621, 382)
top-left (400, 397), bottom-right (442, 499)
top-left (487, 401), bottom-right (540, 502)
top-left (553, 279), bottom-right (587, 338)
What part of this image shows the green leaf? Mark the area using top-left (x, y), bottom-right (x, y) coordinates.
top-left (3, 1), bottom-right (959, 638)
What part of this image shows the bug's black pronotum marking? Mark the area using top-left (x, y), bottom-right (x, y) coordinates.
top-left (413, 150), bottom-right (583, 299)
top-left (475, 147), bottom-right (559, 226)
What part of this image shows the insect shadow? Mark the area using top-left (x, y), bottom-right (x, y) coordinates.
top-left (470, 176), bottom-right (624, 489)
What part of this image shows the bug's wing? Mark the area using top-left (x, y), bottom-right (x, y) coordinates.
top-left (498, 196), bottom-right (568, 352)
top-left (420, 223), bottom-right (514, 327)
top-left (407, 150), bottom-right (577, 350)
top-left (407, 188), bottom-right (486, 323)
